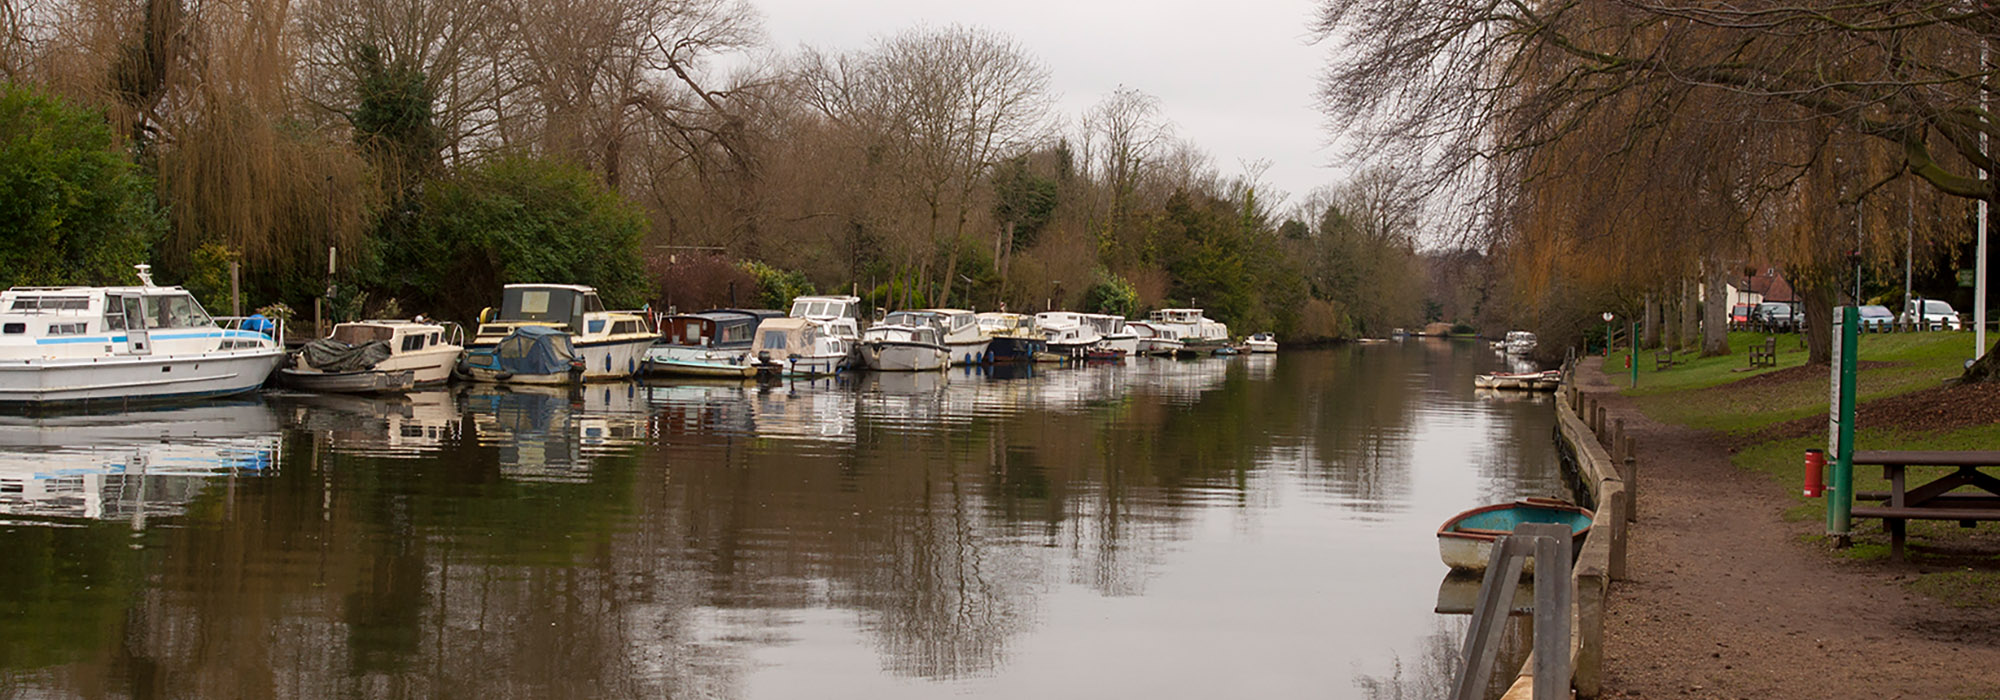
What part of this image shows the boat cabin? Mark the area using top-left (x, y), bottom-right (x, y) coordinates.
top-left (481, 284), bottom-right (650, 338)
top-left (0, 284), bottom-right (271, 357)
top-left (660, 309), bottom-right (783, 350)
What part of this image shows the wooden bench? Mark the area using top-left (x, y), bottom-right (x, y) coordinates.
top-left (1849, 450), bottom-right (2000, 561)
top-left (1654, 349), bottom-right (1674, 370)
top-left (1747, 335), bottom-right (1778, 368)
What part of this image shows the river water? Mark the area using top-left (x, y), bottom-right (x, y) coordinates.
top-left (0, 339), bottom-right (1559, 699)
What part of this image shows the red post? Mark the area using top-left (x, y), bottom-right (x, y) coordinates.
top-left (1803, 449), bottom-right (1826, 497)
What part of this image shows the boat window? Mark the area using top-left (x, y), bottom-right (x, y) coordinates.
top-left (9, 296), bottom-right (89, 311)
top-left (429, 332), bottom-right (440, 346)
top-left (48, 322), bottom-right (87, 335)
top-left (613, 320), bottom-right (638, 335)
top-left (2, 323), bottom-right (21, 334)
top-left (401, 334), bottom-right (425, 352)
top-left (519, 291), bottom-right (550, 314)
top-left (583, 293), bottom-right (606, 313)
top-left (149, 295), bottom-right (212, 329)
top-left (720, 323), bottom-right (750, 343)
top-left (104, 295), bottom-right (126, 330)
top-left (761, 330), bottom-right (788, 350)
top-left (121, 296), bottom-right (144, 330)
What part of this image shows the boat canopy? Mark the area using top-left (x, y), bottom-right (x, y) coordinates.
top-left (662, 309), bottom-right (782, 349)
top-left (496, 284), bottom-right (606, 332)
top-left (751, 317), bottom-right (818, 356)
top-left (491, 326), bottom-right (577, 375)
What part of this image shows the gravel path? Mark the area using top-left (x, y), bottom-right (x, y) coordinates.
top-left (1576, 358), bottom-right (2000, 700)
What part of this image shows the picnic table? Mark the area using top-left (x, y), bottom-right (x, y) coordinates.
top-left (1849, 450), bottom-right (2000, 561)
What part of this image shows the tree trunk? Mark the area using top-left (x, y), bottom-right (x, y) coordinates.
top-left (1702, 262), bottom-right (1729, 356)
top-left (1964, 340), bottom-right (2000, 382)
top-left (1643, 293), bottom-right (1659, 349)
top-left (1797, 276), bottom-right (1834, 365)
top-left (1680, 277), bottom-right (1698, 352)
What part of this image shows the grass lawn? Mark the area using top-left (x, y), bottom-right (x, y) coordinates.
top-left (1608, 331), bottom-right (1972, 434)
top-left (1610, 329), bottom-right (2000, 605)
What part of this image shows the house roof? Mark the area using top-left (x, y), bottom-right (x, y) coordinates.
top-left (1745, 266), bottom-right (1795, 302)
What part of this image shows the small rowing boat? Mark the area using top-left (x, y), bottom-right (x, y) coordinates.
top-left (1437, 498), bottom-right (1592, 573)
top-left (1472, 369), bottom-right (1560, 391)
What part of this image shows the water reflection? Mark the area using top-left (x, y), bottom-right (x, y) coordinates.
top-left (0, 401), bottom-right (279, 522)
top-left (0, 341), bottom-right (1565, 699)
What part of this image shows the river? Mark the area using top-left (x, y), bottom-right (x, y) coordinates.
top-left (0, 338), bottom-right (1558, 699)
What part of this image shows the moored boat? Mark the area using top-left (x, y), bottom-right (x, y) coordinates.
top-left (905, 309), bottom-right (991, 365)
top-left (643, 309), bottom-right (783, 378)
top-left (787, 295), bottom-right (863, 367)
top-left (1503, 330), bottom-right (1538, 356)
top-left (459, 326), bottom-right (583, 384)
top-left (1245, 332), bottom-right (1278, 353)
top-left (748, 317), bottom-right (850, 377)
top-left (1472, 369), bottom-right (1561, 391)
top-left (281, 319), bottom-right (462, 394)
top-left (1035, 311), bottom-right (1101, 359)
top-left (464, 284), bottom-right (656, 383)
top-left (1082, 313), bottom-right (1138, 357)
top-left (1129, 321), bottom-right (1185, 357)
top-left (976, 312), bottom-right (1048, 362)
top-left (1437, 499), bottom-right (1593, 573)
top-left (858, 322), bottom-right (949, 371)
top-left (0, 265), bottom-right (286, 405)
top-left (1146, 308), bottom-right (1231, 351)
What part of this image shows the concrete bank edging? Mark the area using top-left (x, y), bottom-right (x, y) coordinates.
top-left (1497, 384), bottom-right (1630, 700)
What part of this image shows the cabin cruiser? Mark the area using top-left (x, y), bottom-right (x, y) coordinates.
top-left (1245, 332), bottom-right (1278, 354)
top-left (463, 284), bottom-right (656, 383)
top-left (1504, 330), bottom-right (1538, 356)
top-left (1082, 313), bottom-right (1138, 357)
top-left (859, 317), bottom-right (949, 371)
top-left (282, 319), bottom-right (463, 393)
top-left (644, 309), bottom-right (783, 378)
top-left (909, 309), bottom-right (991, 364)
top-left (1130, 321), bottom-right (1187, 357)
top-left (1035, 311), bottom-right (1102, 358)
top-left (1146, 308), bottom-right (1231, 351)
top-left (0, 265), bottom-right (285, 405)
top-left (788, 295), bottom-right (863, 366)
top-left (749, 317), bottom-right (851, 377)
top-left (976, 312), bottom-right (1049, 362)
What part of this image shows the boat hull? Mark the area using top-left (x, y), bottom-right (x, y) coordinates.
top-left (1473, 371), bottom-right (1560, 391)
top-left (0, 350), bottom-right (284, 405)
top-left (278, 367), bottom-right (417, 394)
top-left (1436, 500), bottom-right (1593, 573)
top-left (945, 338), bottom-right (994, 366)
top-left (986, 336), bottom-right (1047, 362)
top-left (861, 341), bottom-right (948, 371)
top-left (1246, 340), bottom-right (1277, 353)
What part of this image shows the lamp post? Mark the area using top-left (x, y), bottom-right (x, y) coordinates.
top-left (1602, 311), bottom-right (1615, 358)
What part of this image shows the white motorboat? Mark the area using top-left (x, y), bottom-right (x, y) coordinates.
top-left (464, 284), bottom-right (657, 383)
top-left (1503, 330), bottom-right (1538, 356)
top-left (1145, 308), bottom-right (1231, 351)
top-left (1082, 313), bottom-right (1139, 357)
top-left (281, 319), bottom-right (463, 393)
top-left (898, 309), bottom-right (991, 365)
top-left (0, 265), bottom-right (285, 405)
top-left (644, 309), bottom-right (784, 378)
top-left (749, 317), bottom-right (851, 377)
top-left (787, 295), bottom-right (863, 367)
top-left (1129, 321), bottom-right (1187, 356)
top-left (976, 312), bottom-right (1049, 362)
top-left (1245, 332), bottom-right (1278, 353)
top-left (1035, 311), bottom-right (1102, 359)
top-left (859, 322), bottom-right (949, 371)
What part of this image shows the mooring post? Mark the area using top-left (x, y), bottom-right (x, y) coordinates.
top-left (1603, 481), bottom-right (1628, 581)
top-left (1612, 418), bottom-right (1626, 460)
top-left (1573, 554), bottom-right (1609, 699)
top-left (1528, 524), bottom-right (1574, 700)
top-left (1595, 406), bottom-right (1607, 439)
top-left (1621, 446), bottom-right (1638, 522)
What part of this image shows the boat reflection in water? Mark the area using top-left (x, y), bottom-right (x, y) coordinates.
top-left (275, 388), bottom-right (462, 458)
top-left (462, 382), bottom-right (652, 481)
top-left (0, 401), bottom-right (279, 523)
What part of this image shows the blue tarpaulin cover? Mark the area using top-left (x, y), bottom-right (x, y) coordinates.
top-left (469, 326), bottom-right (577, 376)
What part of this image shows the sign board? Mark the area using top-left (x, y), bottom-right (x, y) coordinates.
top-left (1960, 268), bottom-right (1978, 288)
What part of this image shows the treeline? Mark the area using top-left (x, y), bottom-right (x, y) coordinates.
top-left (1313, 0), bottom-right (1999, 375)
top-left (0, 0), bottom-right (1435, 341)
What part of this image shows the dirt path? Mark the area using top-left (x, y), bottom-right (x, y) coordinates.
top-left (1578, 358), bottom-right (2000, 700)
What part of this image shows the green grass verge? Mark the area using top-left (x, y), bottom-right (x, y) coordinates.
top-left (1609, 331), bottom-right (1970, 434)
top-left (1620, 330), bottom-right (2000, 608)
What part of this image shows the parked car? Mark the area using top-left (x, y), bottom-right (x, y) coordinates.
top-left (1857, 305), bottom-right (1894, 331)
top-left (1756, 302), bottom-right (1798, 331)
top-left (1730, 304), bottom-right (1754, 328)
top-left (1899, 299), bottom-right (1962, 331)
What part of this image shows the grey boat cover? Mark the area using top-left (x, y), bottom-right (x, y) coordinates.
top-left (300, 338), bottom-right (394, 373)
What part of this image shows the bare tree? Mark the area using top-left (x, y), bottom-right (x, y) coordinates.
top-left (1081, 86), bottom-right (1173, 237)
top-left (801, 25), bottom-right (1053, 307)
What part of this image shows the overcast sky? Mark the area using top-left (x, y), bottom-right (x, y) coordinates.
top-left (745, 0), bottom-right (1338, 211)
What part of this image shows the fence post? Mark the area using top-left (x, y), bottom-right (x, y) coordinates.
top-left (1573, 561), bottom-right (1608, 699)
top-left (1621, 446), bottom-right (1638, 522)
top-left (1603, 481), bottom-right (1628, 581)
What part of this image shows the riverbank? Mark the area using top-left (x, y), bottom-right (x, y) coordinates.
top-left (1575, 340), bottom-right (2000, 699)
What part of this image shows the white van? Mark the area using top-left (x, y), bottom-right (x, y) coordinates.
top-left (1899, 299), bottom-right (1962, 331)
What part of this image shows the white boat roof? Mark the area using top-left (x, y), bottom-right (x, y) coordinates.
top-left (504, 283), bottom-right (598, 293)
top-left (792, 295), bottom-right (860, 303)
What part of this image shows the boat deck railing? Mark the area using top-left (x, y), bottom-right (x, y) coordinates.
top-left (215, 315), bottom-right (285, 347)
